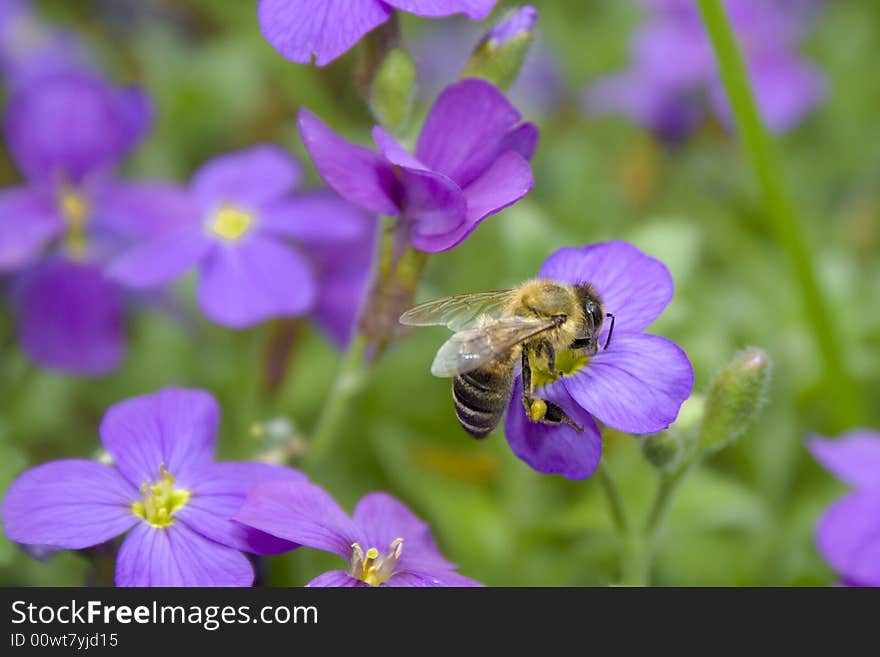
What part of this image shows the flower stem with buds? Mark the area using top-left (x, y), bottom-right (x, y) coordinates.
top-left (697, 0), bottom-right (862, 428)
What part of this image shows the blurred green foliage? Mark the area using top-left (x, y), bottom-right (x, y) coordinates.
top-left (0, 0), bottom-right (877, 586)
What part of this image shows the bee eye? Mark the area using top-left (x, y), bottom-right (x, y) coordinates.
top-left (586, 303), bottom-right (603, 328)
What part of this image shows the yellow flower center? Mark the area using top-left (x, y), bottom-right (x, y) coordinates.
top-left (59, 189), bottom-right (89, 258)
top-left (131, 466), bottom-right (191, 529)
top-left (530, 348), bottom-right (591, 389)
top-left (209, 205), bottom-right (253, 241)
top-left (348, 538), bottom-right (404, 586)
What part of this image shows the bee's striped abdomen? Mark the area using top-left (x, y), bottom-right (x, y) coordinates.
top-left (452, 366), bottom-right (513, 439)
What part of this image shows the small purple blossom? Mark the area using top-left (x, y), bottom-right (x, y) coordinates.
top-left (1, 388), bottom-right (305, 586)
top-left (504, 241), bottom-right (694, 479)
top-left (258, 0), bottom-right (498, 67)
top-left (298, 78), bottom-right (536, 254)
top-left (479, 5), bottom-right (537, 47)
top-left (108, 145), bottom-right (374, 330)
top-left (808, 431), bottom-right (880, 586)
top-left (583, 0), bottom-right (826, 140)
top-left (234, 480), bottom-right (481, 587)
top-left (0, 69), bottom-right (188, 375)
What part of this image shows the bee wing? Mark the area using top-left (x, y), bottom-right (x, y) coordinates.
top-left (399, 290), bottom-right (514, 331)
top-left (430, 315), bottom-right (559, 377)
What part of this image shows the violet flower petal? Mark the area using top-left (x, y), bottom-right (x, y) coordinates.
top-left (258, 0), bottom-right (391, 67)
top-left (4, 71), bottom-right (150, 184)
top-left (563, 333), bottom-right (694, 434)
top-left (499, 122), bottom-right (539, 161)
top-left (504, 378), bottom-right (604, 479)
top-left (259, 192), bottom-right (368, 244)
top-left (386, 570), bottom-right (484, 587)
top-left (99, 388), bottom-right (219, 488)
top-left (353, 492), bottom-right (456, 571)
top-left (95, 181), bottom-right (199, 242)
top-left (416, 78), bottom-right (522, 187)
top-left (15, 259), bottom-right (124, 376)
top-left (307, 570), bottom-right (365, 587)
top-left (462, 149), bottom-right (533, 227)
top-left (815, 491), bottom-right (880, 587)
top-left (1, 459), bottom-right (137, 550)
top-left (538, 241), bottom-right (674, 337)
top-left (191, 144), bottom-right (302, 212)
top-left (308, 213), bottom-right (379, 347)
top-left (107, 226), bottom-right (210, 289)
top-left (808, 433), bottom-right (880, 491)
top-left (180, 462), bottom-right (305, 556)
top-left (297, 109), bottom-right (400, 215)
top-left (234, 480), bottom-right (360, 559)
top-left (197, 236), bottom-right (316, 329)
top-left (0, 186), bottom-right (63, 272)
top-left (384, 0), bottom-right (497, 20)
top-left (115, 522), bottom-right (254, 587)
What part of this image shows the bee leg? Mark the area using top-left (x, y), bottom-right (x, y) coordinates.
top-left (541, 401), bottom-right (583, 432)
top-left (538, 338), bottom-right (557, 376)
top-left (521, 350), bottom-right (583, 432)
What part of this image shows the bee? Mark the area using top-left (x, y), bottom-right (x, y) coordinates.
top-left (400, 280), bottom-right (615, 438)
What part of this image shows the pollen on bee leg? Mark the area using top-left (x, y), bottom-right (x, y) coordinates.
top-left (529, 399), bottom-right (548, 422)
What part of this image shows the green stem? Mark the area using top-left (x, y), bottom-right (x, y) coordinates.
top-left (302, 334), bottom-right (369, 470)
top-left (620, 451), bottom-right (701, 586)
top-left (697, 0), bottom-right (862, 427)
top-left (596, 462), bottom-right (628, 534)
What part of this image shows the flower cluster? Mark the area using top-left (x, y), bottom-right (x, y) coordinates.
top-left (583, 0), bottom-right (826, 140)
top-left (1, 388), bottom-right (477, 587)
top-left (0, 68), bottom-right (181, 374)
top-left (808, 431), bottom-right (880, 586)
top-left (503, 241), bottom-right (694, 479)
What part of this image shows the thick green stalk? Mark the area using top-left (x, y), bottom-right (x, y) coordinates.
top-left (697, 0), bottom-right (861, 427)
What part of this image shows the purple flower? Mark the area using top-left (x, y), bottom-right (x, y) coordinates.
top-left (258, 0), bottom-right (498, 66)
top-left (808, 431), bottom-right (880, 586)
top-left (298, 78), bottom-right (536, 254)
top-left (1, 388), bottom-right (304, 586)
top-left (583, 0), bottom-right (826, 140)
top-left (108, 145), bottom-right (374, 330)
top-left (0, 69), bottom-right (188, 374)
top-left (234, 480), bottom-right (481, 586)
top-left (504, 241), bottom-right (694, 479)
top-left (0, 0), bottom-right (90, 87)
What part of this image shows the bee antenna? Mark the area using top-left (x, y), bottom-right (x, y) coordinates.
top-left (603, 313), bottom-right (616, 350)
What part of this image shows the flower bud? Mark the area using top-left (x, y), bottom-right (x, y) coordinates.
top-left (250, 417), bottom-right (297, 446)
top-left (697, 348), bottom-right (771, 454)
top-left (461, 6), bottom-right (537, 91)
top-left (641, 430), bottom-right (682, 470)
top-left (369, 47), bottom-right (417, 131)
